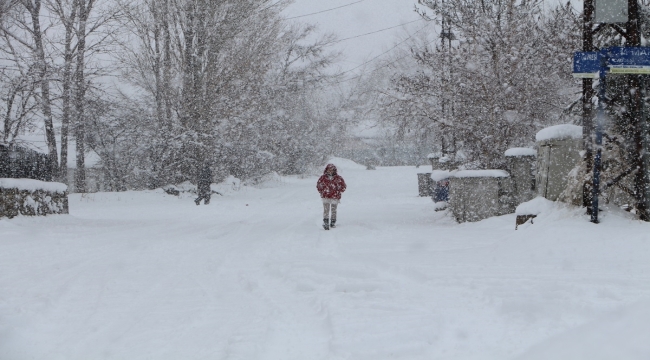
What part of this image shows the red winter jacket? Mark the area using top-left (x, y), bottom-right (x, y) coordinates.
top-left (317, 164), bottom-right (347, 200)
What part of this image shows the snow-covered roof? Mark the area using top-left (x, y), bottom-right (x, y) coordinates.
top-left (505, 148), bottom-right (537, 157)
top-left (536, 125), bottom-right (582, 142)
top-left (452, 170), bottom-right (509, 178)
top-left (431, 170), bottom-right (452, 182)
top-left (427, 153), bottom-right (440, 159)
top-left (0, 178), bottom-right (67, 193)
top-left (13, 134), bottom-right (100, 168)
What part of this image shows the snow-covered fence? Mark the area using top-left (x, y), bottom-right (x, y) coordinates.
top-left (505, 148), bottom-right (537, 206)
top-left (448, 170), bottom-right (514, 223)
top-left (0, 179), bottom-right (68, 219)
top-left (535, 125), bottom-right (582, 201)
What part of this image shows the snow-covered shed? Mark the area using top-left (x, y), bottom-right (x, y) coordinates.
top-left (448, 170), bottom-right (513, 223)
top-left (505, 148), bottom-right (536, 206)
top-left (535, 125), bottom-right (582, 201)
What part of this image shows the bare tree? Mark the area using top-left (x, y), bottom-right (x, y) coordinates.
top-left (15, 0), bottom-right (60, 176)
top-left (47, 0), bottom-right (76, 183)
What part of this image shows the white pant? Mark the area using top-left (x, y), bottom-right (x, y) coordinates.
top-left (322, 198), bottom-right (339, 219)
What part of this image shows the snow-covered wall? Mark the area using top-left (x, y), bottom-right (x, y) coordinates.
top-left (448, 173), bottom-right (514, 223)
top-left (0, 178), bottom-right (69, 218)
top-left (0, 178), bottom-right (67, 193)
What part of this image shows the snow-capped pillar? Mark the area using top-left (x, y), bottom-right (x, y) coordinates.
top-left (535, 125), bottom-right (583, 201)
top-left (505, 148), bottom-right (537, 207)
top-left (448, 170), bottom-right (512, 223)
top-left (427, 153), bottom-right (440, 171)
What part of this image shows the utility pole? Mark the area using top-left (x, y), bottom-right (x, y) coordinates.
top-left (583, 0), bottom-right (595, 212)
top-left (439, 0), bottom-right (455, 166)
top-left (626, 0), bottom-right (648, 220)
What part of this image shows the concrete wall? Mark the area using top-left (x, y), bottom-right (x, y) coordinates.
top-left (506, 155), bottom-right (536, 206)
top-left (536, 138), bottom-right (582, 201)
top-left (448, 176), bottom-right (514, 223)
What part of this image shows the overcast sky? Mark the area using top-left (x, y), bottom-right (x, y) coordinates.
top-left (282, 0), bottom-right (583, 76)
top-left (282, 0), bottom-right (425, 75)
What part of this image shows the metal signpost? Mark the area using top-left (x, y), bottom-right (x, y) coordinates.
top-left (573, 47), bottom-right (650, 223)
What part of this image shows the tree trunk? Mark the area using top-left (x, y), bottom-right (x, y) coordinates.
top-left (162, 0), bottom-right (172, 131)
top-left (626, 0), bottom-right (648, 220)
top-left (27, 0), bottom-right (59, 178)
top-left (59, 1), bottom-right (77, 185)
top-left (74, 0), bottom-right (91, 193)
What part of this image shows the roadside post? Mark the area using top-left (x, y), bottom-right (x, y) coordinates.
top-left (573, 47), bottom-right (650, 223)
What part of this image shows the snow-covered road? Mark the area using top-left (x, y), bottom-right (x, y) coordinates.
top-left (2, 159), bottom-right (650, 359)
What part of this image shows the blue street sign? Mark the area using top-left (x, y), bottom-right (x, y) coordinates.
top-left (607, 47), bottom-right (650, 74)
top-left (573, 47), bottom-right (650, 76)
top-left (573, 51), bottom-right (599, 78)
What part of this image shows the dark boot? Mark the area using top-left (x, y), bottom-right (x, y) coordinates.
top-left (323, 218), bottom-right (330, 230)
top-left (330, 219), bottom-right (336, 228)
top-left (195, 197), bottom-right (201, 206)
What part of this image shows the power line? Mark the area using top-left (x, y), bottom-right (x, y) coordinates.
top-left (330, 18), bottom-right (424, 44)
top-left (338, 22), bottom-right (431, 77)
top-left (285, 0), bottom-right (365, 20)
top-left (332, 32), bottom-right (438, 86)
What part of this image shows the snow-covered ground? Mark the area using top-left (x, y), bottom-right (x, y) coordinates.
top-left (1, 159), bottom-right (650, 359)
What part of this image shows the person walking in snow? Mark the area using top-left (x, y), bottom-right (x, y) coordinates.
top-left (195, 166), bottom-right (212, 205)
top-left (317, 164), bottom-right (346, 230)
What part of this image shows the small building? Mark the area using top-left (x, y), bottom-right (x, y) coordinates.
top-left (448, 170), bottom-right (513, 223)
top-left (535, 125), bottom-right (582, 201)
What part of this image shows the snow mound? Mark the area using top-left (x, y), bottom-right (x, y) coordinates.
top-left (431, 170), bottom-right (453, 182)
top-left (212, 175), bottom-right (243, 194)
top-left (516, 197), bottom-right (555, 215)
top-left (536, 124), bottom-right (582, 142)
top-left (452, 170), bottom-right (509, 178)
top-left (326, 157), bottom-right (366, 171)
top-left (515, 301), bottom-right (650, 360)
top-left (505, 148), bottom-right (537, 157)
top-left (0, 178), bottom-right (67, 193)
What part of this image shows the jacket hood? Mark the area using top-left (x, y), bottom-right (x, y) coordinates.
top-left (324, 164), bottom-right (337, 175)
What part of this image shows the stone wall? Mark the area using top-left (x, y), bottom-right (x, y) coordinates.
top-left (0, 180), bottom-right (68, 219)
